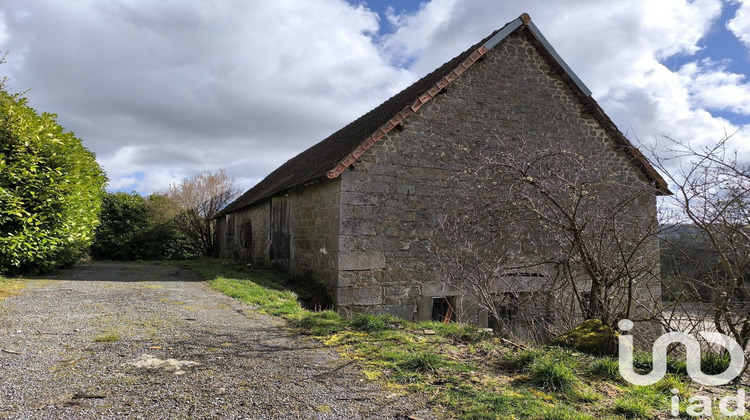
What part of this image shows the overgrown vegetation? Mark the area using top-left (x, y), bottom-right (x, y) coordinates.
top-left (0, 57), bottom-right (106, 275)
top-left (90, 192), bottom-right (196, 261)
top-left (90, 170), bottom-right (239, 262)
top-left (0, 275), bottom-right (24, 301)
top-left (165, 169), bottom-right (240, 257)
top-left (92, 331), bottom-right (121, 343)
top-left (180, 260), bottom-right (745, 419)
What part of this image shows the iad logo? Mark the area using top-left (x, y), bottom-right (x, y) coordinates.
top-left (617, 319), bottom-right (744, 386)
top-left (618, 319), bottom-right (747, 417)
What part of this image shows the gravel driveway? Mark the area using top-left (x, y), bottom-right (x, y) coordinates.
top-left (0, 263), bottom-right (433, 419)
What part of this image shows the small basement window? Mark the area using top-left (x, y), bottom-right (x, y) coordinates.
top-left (431, 296), bottom-right (457, 323)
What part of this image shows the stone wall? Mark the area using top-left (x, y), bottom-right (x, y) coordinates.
top-left (334, 30), bottom-right (661, 327)
top-left (287, 179), bottom-right (341, 290)
top-left (215, 216), bottom-right (227, 257)
top-left (221, 180), bottom-right (341, 292)
top-left (224, 201), bottom-right (271, 266)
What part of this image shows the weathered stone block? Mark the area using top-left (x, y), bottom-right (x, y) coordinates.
top-left (385, 286), bottom-right (420, 298)
top-left (340, 191), bottom-right (379, 205)
top-left (337, 287), bottom-right (383, 306)
top-left (364, 304), bottom-right (416, 320)
top-left (338, 252), bottom-right (386, 271)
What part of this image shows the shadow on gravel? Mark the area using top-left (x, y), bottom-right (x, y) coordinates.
top-left (38, 263), bottom-right (203, 283)
top-left (154, 326), bottom-right (360, 383)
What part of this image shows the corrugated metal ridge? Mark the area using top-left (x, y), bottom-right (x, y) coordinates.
top-left (325, 46), bottom-right (492, 179)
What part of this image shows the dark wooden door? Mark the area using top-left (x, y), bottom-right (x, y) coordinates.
top-left (270, 197), bottom-right (291, 270)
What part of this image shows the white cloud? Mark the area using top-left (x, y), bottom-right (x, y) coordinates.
top-left (1, 0), bottom-right (749, 195)
top-left (728, 0), bottom-right (750, 49)
top-left (0, 0), bottom-right (413, 193)
top-left (679, 60), bottom-right (750, 115)
top-left (380, 0), bottom-right (748, 160)
top-left (0, 12), bottom-right (7, 45)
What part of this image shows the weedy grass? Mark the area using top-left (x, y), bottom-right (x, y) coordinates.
top-left (529, 353), bottom-right (580, 391)
top-left (349, 313), bottom-right (389, 332)
top-left (92, 331), bottom-right (121, 343)
top-left (589, 357), bottom-right (621, 381)
top-left (496, 348), bottom-right (540, 371)
top-left (180, 260), bottom-right (732, 419)
top-left (0, 275), bottom-right (25, 301)
top-left (699, 351), bottom-right (733, 375)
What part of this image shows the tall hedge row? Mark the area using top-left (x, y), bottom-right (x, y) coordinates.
top-left (0, 88), bottom-right (106, 275)
top-left (90, 192), bottom-right (197, 261)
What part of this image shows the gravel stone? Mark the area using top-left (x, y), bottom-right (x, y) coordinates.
top-left (0, 263), bottom-right (437, 419)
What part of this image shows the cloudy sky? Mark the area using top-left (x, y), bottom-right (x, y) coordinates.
top-left (1, 0), bottom-right (749, 194)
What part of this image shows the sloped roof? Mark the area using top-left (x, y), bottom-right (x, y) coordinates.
top-left (218, 13), bottom-right (668, 217)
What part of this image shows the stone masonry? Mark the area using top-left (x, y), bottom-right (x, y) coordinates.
top-left (216, 18), bottom-right (664, 332)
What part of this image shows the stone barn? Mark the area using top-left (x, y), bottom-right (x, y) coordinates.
top-left (215, 14), bottom-right (668, 333)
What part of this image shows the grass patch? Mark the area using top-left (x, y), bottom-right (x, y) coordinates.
top-left (632, 351), bottom-right (687, 376)
top-left (613, 396), bottom-right (653, 419)
top-left (0, 276), bottom-right (25, 301)
top-left (416, 320), bottom-right (485, 343)
top-left (177, 259), bottom-right (735, 419)
top-left (172, 260), bottom-right (331, 311)
top-left (349, 314), bottom-right (389, 332)
top-left (588, 357), bottom-right (620, 381)
top-left (539, 405), bottom-right (593, 420)
top-left (496, 348), bottom-right (539, 372)
top-left (398, 352), bottom-right (445, 374)
top-left (210, 276), bottom-right (303, 317)
top-left (293, 310), bottom-right (344, 335)
top-left (529, 354), bottom-right (580, 391)
top-left (699, 351), bottom-right (732, 375)
top-left (92, 332), bottom-right (121, 343)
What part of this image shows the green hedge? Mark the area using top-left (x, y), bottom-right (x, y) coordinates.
top-left (0, 88), bottom-right (106, 274)
top-left (90, 192), bottom-right (197, 261)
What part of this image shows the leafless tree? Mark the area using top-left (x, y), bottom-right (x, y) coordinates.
top-left (649, 134), bottom-right (750, 353)
top-left (430, 135), bottom-right (662, 340)
top-left (165, 169), bottom-right (240, 257)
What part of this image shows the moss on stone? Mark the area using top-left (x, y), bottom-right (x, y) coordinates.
top-left (552, 319), bottom-right (618, 356)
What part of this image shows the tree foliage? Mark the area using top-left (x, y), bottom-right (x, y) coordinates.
top-left (90, 192), bottom-right (196, 261)
top-left (0, 72), bottom-right (106, 275)
top-left (165, 169), bottom-right (239, 257)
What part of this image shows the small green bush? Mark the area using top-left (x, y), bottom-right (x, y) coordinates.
top-left (700, 351), bottom-right (732, 375)
top-left (349, 314), bottom-right (388, 332)
top-left (589, 357), bottom-right (620, 381)
top-left (529, 356), bottom-right (579, 391)
top-left (293, 310), bottom-right (344, 335)
top-left (398, 352), bottom-right (445, 374)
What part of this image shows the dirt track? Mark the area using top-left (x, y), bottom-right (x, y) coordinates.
top-left (0, 263), bottom-right (432, 419)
